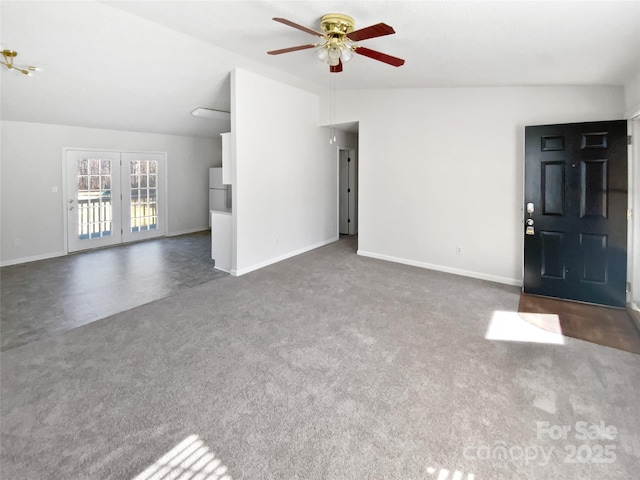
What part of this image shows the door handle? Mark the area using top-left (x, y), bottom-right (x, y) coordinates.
top-left (526, 202), bottom-right (534, 214)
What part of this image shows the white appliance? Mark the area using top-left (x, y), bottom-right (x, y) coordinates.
top-left (209, 167), bottom-right (231, 213)
top-left (211, 211), bottom-right (232, 272)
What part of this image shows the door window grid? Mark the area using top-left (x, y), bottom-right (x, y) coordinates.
top-left (77, 158), bottom-right (112, 239)
top-left (130, 160), bottom-right (158, 232)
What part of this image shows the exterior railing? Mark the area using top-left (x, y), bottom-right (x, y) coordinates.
top-left (77, 198), bottom-right (157, 238)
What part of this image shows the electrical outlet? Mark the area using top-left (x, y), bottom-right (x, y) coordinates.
top-left (456, 246), bottom-right (462, 255)
top-left (13, 238), bottom-right (21, 246)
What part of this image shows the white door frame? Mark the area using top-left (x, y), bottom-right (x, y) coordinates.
top-left (65, 149), bottom-right (123, 253)
top-left (631, 114), bottom-right (640, 309)
top-left (121, 152), bottom-right (167, 244)
top-left (62, 148), bottom-right (167, 254)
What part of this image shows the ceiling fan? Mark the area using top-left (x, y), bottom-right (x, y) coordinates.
top-left (267, 13), bottom-right (405, 73)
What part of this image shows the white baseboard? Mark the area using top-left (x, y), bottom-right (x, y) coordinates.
top-left (2, 230), bottom-right (207, 267)
top-left (629, 303), bottom-right (640, 332)
top-left (167, 227), bottom-right (209, 237)
top-left (232, 237), bottom-right (339, 277)
top-left (356, 250), bottom-right (522, 287)
top-left (1, 230), bottom-right (208, 267)
top-left (1, 250), bottom-right (67, 267)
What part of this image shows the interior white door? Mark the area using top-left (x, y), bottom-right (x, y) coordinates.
top-left (339, 149), bottom-right (350, 234)
top-left (348, 152), bottom-right (358, 235)
top-left (339, 148), bottom-right (358, 235)
top-left (66, 150), bottom-right (122, 252)
top-left (121, 152), bottom-right (165, 243)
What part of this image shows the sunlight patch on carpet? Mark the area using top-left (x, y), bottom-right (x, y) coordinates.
top-left (486, 311), bottom-right (565, 345)
top-left (132, 434), bottom-right (232, 480)
top-left (426, 466), bottom-right (475, 479)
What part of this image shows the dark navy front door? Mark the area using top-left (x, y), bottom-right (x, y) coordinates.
top-left (524, 120), bottom-right (628, 307)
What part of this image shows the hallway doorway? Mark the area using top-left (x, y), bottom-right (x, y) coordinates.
top-left (339, 147), bottom-right (358, 235)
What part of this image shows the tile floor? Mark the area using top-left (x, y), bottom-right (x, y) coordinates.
top-left (0, 231), bottom-right (226, 351)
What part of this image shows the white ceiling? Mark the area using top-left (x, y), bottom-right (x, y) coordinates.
top-left (108, 0), bottom-right (640, 88)
top-left (1, 1), bottom-right (639, 137)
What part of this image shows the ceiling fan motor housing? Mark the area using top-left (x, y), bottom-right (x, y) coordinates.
top-left (320, 13), bottom-right (355, 38)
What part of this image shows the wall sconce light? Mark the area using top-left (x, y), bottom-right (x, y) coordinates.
top-left (1, 50), bottom-right (40, 76)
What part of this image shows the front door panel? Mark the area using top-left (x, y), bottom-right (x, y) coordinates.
top-left (524, 120), bottom-right (627, 307)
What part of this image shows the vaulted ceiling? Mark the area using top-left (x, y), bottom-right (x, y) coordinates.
top-left (1, 1), bottom-right (638, 137)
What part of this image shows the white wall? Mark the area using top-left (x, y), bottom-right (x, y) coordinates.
top-left (329, 86), bottom-right (625, 285)
top-left (0, 120), bottom-right (218, 265)
top-left (231, 69), bottom-right (337, 275)
top-left (625, 70), bottom-right (640, 117)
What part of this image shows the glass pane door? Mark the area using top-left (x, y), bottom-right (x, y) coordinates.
top-left (121, 152), bottom-right (165, 243)
top-left (129, 159), bottom-right (157, 233)
top-left (66, 150), bottom-right (122, 252)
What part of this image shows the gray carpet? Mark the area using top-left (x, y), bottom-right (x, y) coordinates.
top-left (2, 237), bottom-right (639, 479)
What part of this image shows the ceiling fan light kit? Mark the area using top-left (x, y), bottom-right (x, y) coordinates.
top-left (1, 49), bottom-right (40, 76)
top-left (267, 13), bottom-right (405, 73)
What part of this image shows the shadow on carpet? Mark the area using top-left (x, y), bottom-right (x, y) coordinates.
top-left (518, 293), bottom-right (640, 354)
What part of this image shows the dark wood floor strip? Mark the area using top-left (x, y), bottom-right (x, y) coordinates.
top-left (518, 293), bottom-right (640, 354)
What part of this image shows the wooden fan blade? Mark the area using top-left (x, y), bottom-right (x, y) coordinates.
top-left (267, 44), bottom-right (317, 55)
top-left (348, 23), bottom-right (395, 42)
top-left (330, 60), bottom-right (343, 73)
top-left (354, 46), bottom-right (405, 67)
top-left (273, 17), bottom-right (324, 37)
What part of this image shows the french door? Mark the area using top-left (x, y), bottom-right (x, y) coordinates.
top-left (523, 120), bottom-right (627, 307)
top-left (66, 150), bottom-right (165, 253)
